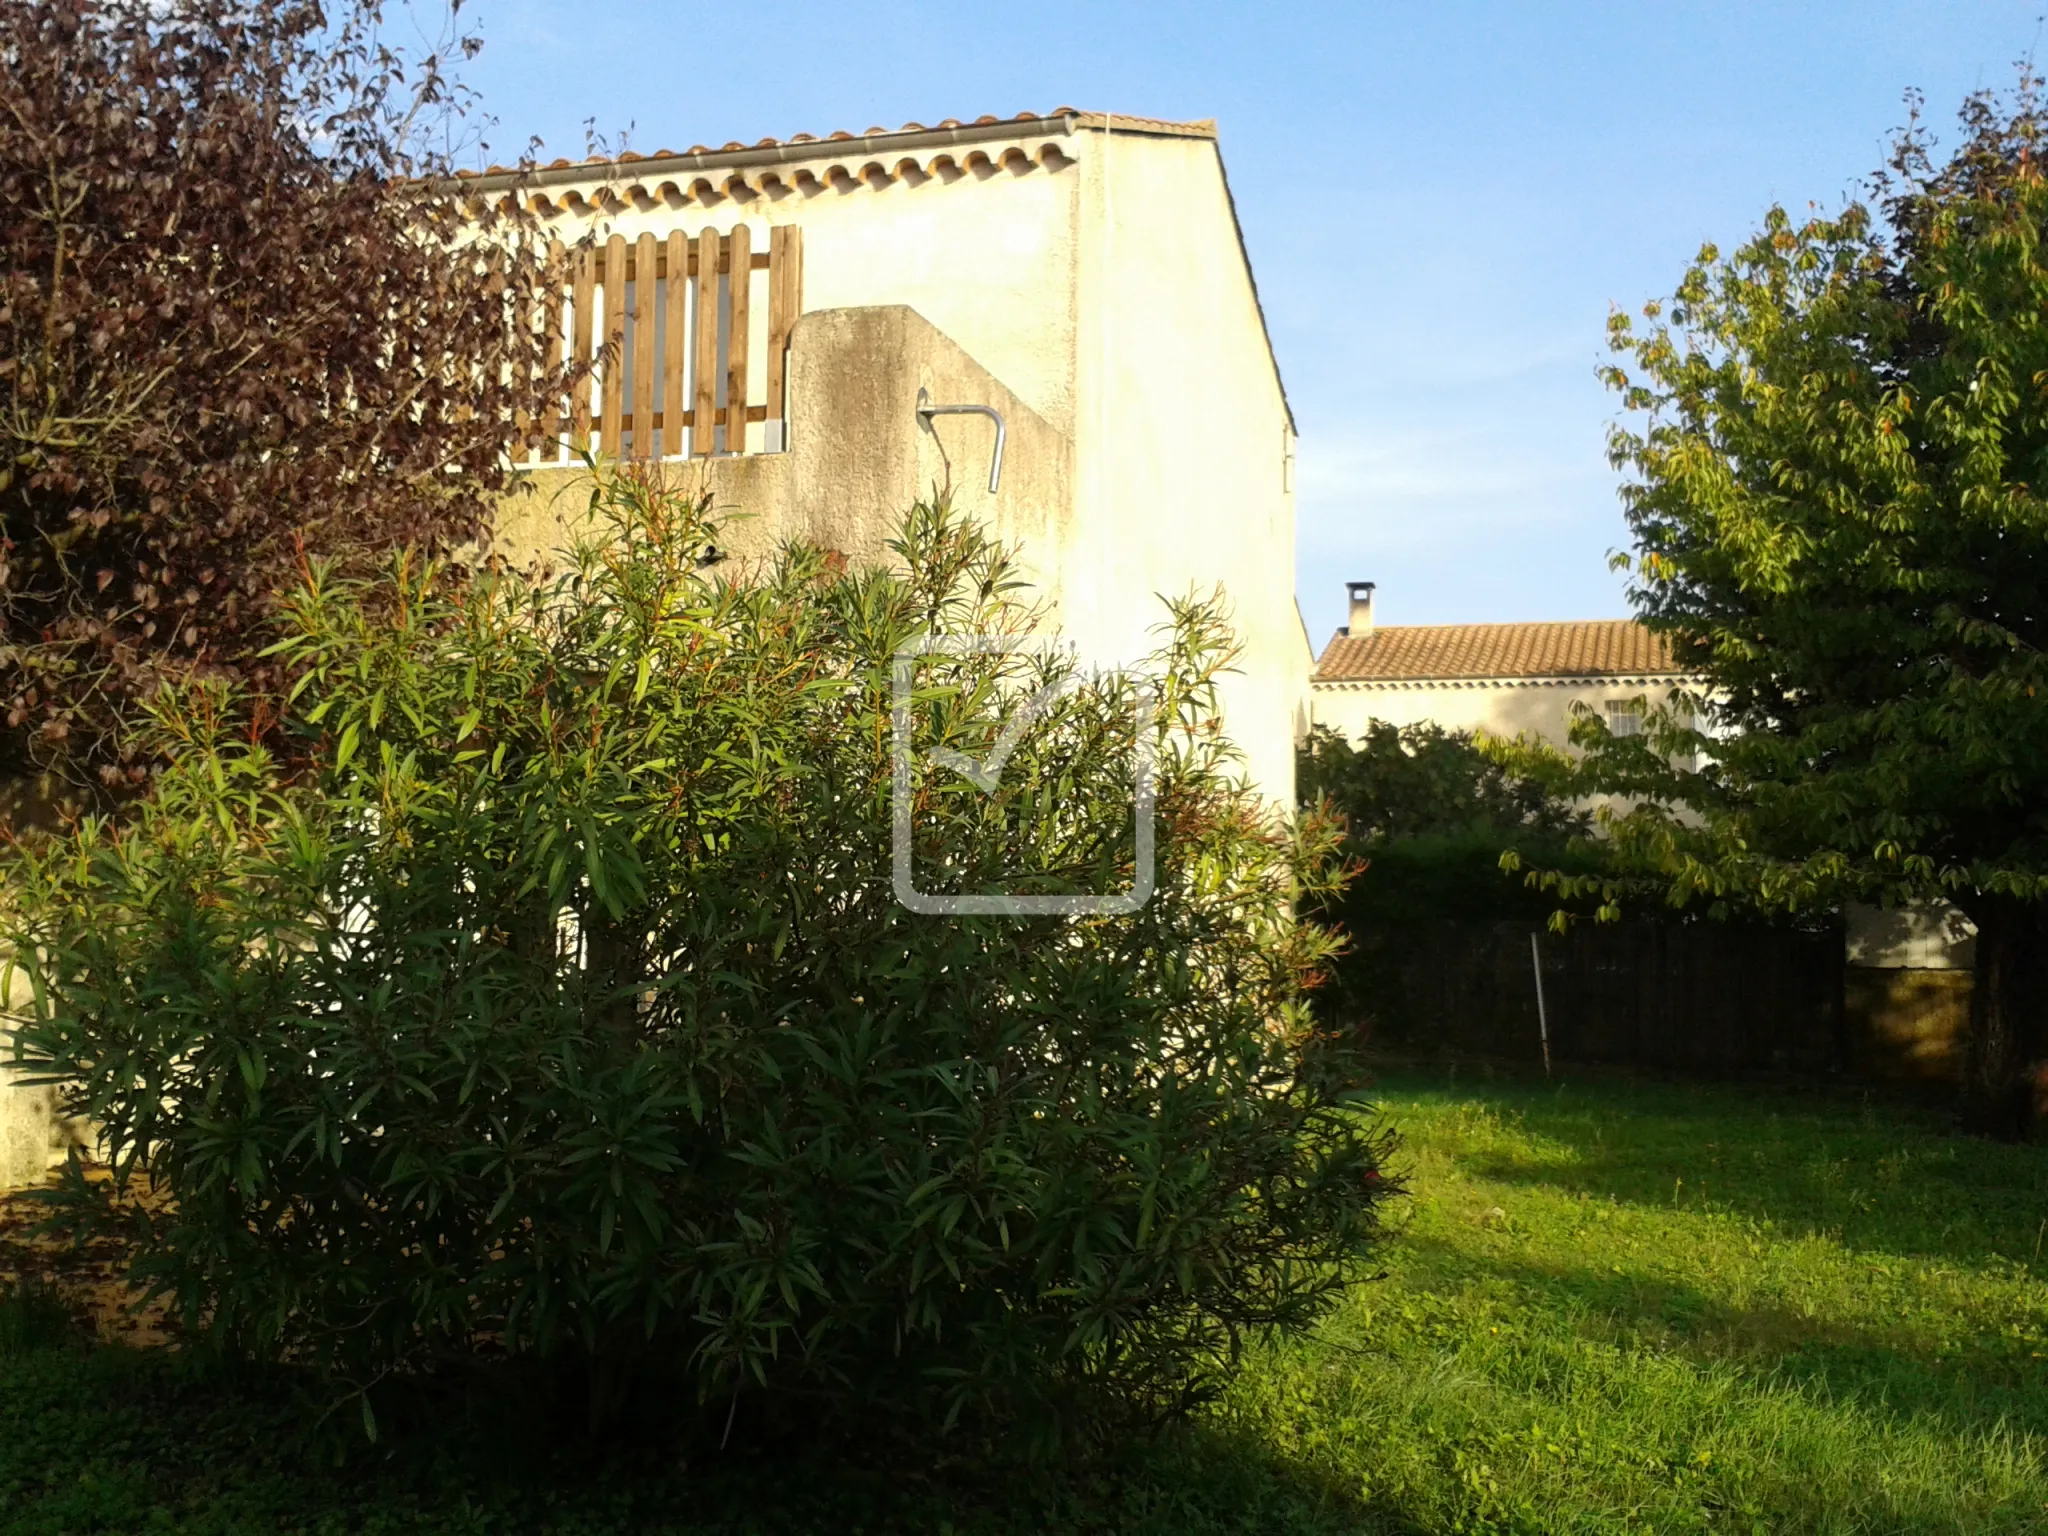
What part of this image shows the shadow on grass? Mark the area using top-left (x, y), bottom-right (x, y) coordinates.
top-left (1373, 1065), bottom-right (2048, 1270)
top-left (1383, 1229), bottom-right (2048, 1444)
top-left (0, 1339), bottom-right (1400, 1536)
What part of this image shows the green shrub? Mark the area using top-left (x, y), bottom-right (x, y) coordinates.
top-left (5, 468), bottom-right (1395, 1443)
top-left (1297, 720), bottom-right (1589, 855)
top-left (1297, 721), bottom-right (1600, 1024)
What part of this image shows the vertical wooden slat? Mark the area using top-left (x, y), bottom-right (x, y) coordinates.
top-left (723, 223), bottom-right (752, 456)
top-left (692, 227), bottom-right (720, 456)
top-left (512, 276), bottom-right (534, 462)
top-left (600, 233), bottom-right (628, 457)
top-left (539, 240), bottom-right (565, 462)
top-left (569, 244), bottom-right (595, 451)
top-left (663, 231), bottom-right (689, 457)
top-left (631, 232), bottom-right (659, 459)
top-left (764, 224), bottom-right (803, 447)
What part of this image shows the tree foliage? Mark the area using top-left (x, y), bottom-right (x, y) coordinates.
top-left (1296, 720), bottom-right (1595, 1030)
top-left (1298, 719), bottom-right (1592, 929)
top-left (1519, 82), bottom-right (2048, 1134)
top-left (1299, 719), bottom-right (1589, 848)
top-left (0, 0), bottom-right (574, 790)
top-left (6, 469), bottom-right (1395, 1443)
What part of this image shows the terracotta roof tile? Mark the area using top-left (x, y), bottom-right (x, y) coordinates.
top-left (455, 108), bottom-right (1210, 181)
top-left (1315, 620), bottom-right (1682, 683)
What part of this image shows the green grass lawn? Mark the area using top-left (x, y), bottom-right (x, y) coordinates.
top-left (4, 1069), bottom-right (2046, 1534)
top-left (1229, 1069), bottom-right (2048, 1533)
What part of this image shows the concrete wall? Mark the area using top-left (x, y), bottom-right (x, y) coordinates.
top-left (1844, 901), bottom-right (1976, 970)
top-left (1, 961), bottom-right (82, 1191)
top-left (500, 142), bottom-right (1079, 456)
top-left (1844, 968), bottom-right (1972, 1082)
top-left (0, 1071), bottom-right (73, 1192)
top-left (1838, 901), bottom-right (1976, 1086)
top-left (0, 1071), bottom-right (51, 1190)
top-left (496, 304), bottom-right (1072, 590)
top-left (786, 156), bottom-right (1080, 439)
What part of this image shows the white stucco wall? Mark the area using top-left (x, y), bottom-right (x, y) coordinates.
top-left (1845, 901), bottom-right (1977, 969)
top-left (789, 163), bottom-right (1080, 439)
top-left (0, 1069), bottom-right (69, 1192)
top-left (1, 960), bottom-right (80, 1190)
top-left (500, 137), bottom-right (1082, 459)
top-left (1069, 127), bottom-right (1302, 802)
top-left (591, 171), bottom-right (1075, 444)
top-left (1312, 677), bottom-right (1692, 749)
top-left (479, 117), bottom-right (1307, 806)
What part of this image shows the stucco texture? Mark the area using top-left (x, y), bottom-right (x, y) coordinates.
top-left (1, 963), bottom-right (79, 1191)
top-left (486, 118), bottom-right (1305, 804)
top-left (1311, 678), bottom-right (1691, 749)
top-left (494, 305), bottom-right (1071, 592)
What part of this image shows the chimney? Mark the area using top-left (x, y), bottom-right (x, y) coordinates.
top-left (1345, 581), bottom-right (1376, 638)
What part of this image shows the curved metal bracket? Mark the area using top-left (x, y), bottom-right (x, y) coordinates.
top-left (916, 386), bottom-right (1006, 494)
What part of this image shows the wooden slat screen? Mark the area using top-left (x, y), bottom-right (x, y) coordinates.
top-left (724, 222), bottom-right (751, 455)
top-left (692, 226), bottom-right (719, 457)
top-left (568, 247), bottom-right (595, 449)
top-left (598, 234), bottom-right (627, 453)
top-left (765, 224), bottom-right (802, 452)
top-left (523, 224), bottom-right (802, 464)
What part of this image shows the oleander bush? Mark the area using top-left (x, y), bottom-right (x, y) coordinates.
top-left (4, 467), bottom-right (1396, 1446)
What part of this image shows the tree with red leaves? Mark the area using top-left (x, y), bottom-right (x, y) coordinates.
top-left (1, 0), bottom-right (574, 796)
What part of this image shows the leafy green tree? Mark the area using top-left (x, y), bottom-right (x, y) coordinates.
top-left (1520, 84), bottom-right (2048, 1136)
top-left (1298, 719), bottom-right (1591, 929)
top-left (1297, 721), bottom-right (1594, 1025)
top-left (1299, 719), bottom-right (1589, 846)
top-left (6, 467), bottom-right (1395, 1444)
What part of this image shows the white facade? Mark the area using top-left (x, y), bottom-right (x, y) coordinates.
top-left (2, 114), bottom-right (1324, 1193)
top-left (1312, 674), bottom-right (1694, 750)
top-left (470, 111), bottom-right (1308, 802)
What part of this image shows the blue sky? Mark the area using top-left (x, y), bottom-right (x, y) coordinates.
top-left (454, 1), bottom-right (2042, 645)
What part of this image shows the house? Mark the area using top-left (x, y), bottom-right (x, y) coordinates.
top-left (458, 109), bottom-right (1309, 804)
top-left (1310, 579), bottom-right (1977, 1075)
top-left (0, 109), bottom-right (1312, 1192)
top-left (1309, 580), bottom-right (1693, 747)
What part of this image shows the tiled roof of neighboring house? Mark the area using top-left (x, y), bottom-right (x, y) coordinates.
top-left (454, 110), bottom-right (1216, 186)
top-left (1315, 620), bottom-right (1683, 683)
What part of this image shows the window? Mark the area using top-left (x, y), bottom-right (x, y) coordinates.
top-left (1605, 700), bottom-right (1644, 738)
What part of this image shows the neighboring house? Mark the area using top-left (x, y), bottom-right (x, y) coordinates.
top-left (457, 108), bottom-right (1308, 803)
top-left (1308, 580), bottom-right (1977, 1072)
top-left (1309, 580), bottom-right (1694, 747)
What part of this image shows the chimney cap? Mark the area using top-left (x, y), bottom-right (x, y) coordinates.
top-left (1345, 580), bottom-right (1376, 598)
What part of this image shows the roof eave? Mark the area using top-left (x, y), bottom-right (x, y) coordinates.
top-left (451, 111), bottom-right (1219, 196)
top-left (1312, 672), bottom-right (1703, 687)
